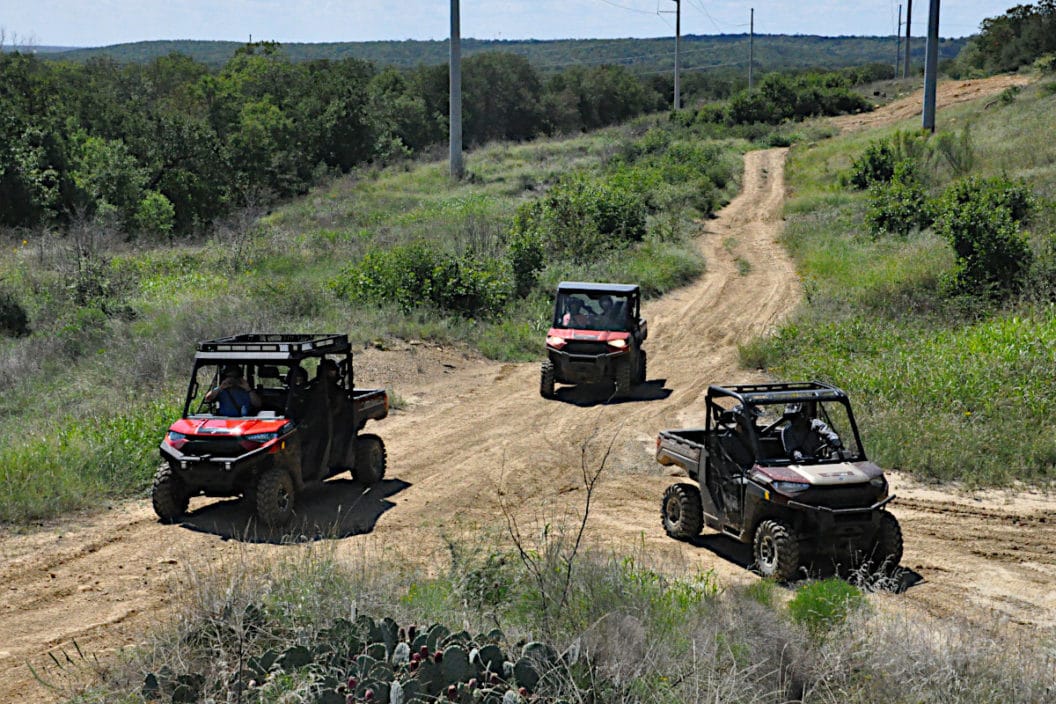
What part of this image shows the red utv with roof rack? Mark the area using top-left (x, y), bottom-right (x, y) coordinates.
top-left (154, 333), bottom-right (389, 526)
top-left (540, 282), bottom-right (648, 399)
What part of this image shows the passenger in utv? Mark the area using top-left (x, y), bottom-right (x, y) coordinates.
top-left (561, 298), bottom-right (591, 327)
top-left (205, 365), bottom-right (261, 417)
top-left (594, 295), bottom-right (619, 327)
top-left (781, 403), bottom-right (841, 462)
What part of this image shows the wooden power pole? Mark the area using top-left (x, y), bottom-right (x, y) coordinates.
top-left (749, 8), bottom-right (754, 92)
top-left (672, 0), bottom-right (681, 110)
top-left (904, 0), bottom-right (913, 78)
top-left (449, 0), bottom-right (464, 179)
top-left (896, 4), bottom-right (902, 78)
top-left (922, 0), bottom-right (940, 132)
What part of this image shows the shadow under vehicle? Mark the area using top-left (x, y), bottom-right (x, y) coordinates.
top-left (541, 282), bottom-right (648, 400)
top-left (657, 381), bottom-right (902, 581)
top-left (155, 333), bottom-right (389, 526)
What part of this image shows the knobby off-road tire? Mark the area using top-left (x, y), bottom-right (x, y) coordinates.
top-left (872, 511), bottom-right (903, 569)
top-left (754, 520), bottom-right (801, 581)
top-left (540, 360), bottom-right (556, 399)
top-left (613, 359), bottom-right (633, 398)
top-left (151, 463), bottom-right (189, 523)
top-left (636, 349), bottom-right (648, 385)
top-left (256, 465), bottom-right (295, 526)
top-left (354, 434), bottom-right (387, 486)
top-left (661, 483), bottom-right (704, 540)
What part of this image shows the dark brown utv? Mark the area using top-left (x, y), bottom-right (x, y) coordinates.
top-left (656, 381), bottom-right (902, 580)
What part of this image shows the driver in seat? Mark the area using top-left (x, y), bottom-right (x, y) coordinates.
top-left (781, 403), bottom-right (841, 462)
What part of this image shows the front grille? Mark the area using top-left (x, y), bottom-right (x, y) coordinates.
top-left (797, 485), bottom-right (876, 510)
top-left (562, 342), bottom-right (609, 356)
top-left (183, 437), bottom-right (245, 458)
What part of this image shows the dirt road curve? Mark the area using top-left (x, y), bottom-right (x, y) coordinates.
top-left (2, 76), bottom-right (1054, 702)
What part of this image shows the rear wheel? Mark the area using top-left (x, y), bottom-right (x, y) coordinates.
top-left (256, 466), bottom-right (295, 526)
top-left (151, 464), bottom-right (189, 523)
top-left (872, 511), bottom-right (903, 569)
top-left (661, 483), bottom-right (704, 540)
top-left (754, 520), bottom-right (801, 581)
top-left (354, 434), bottom-right (387, 486)
top-left (613, 359), bottom-right (632, 398)
top-left (540, 360), bottom-right (556, 399)
top-left (636, 349), bottom-right (648, 385)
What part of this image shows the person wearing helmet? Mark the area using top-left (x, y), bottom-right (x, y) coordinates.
top-left (781, 402), bottom-right (841, 461)
top-left (205, 364), bottom-right (261, 416)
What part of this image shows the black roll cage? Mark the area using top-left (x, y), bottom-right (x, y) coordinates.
top-left (704, 381), bottom-right (867, 464)
top-left (183, 333), bottom-right (354, 418)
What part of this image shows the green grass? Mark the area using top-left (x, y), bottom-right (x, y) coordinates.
top-left (747, 79), bottom-right (1056, 486)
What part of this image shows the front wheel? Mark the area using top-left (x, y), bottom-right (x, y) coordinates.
top-left (256, 465), bottom-right (295, 526)
top-left (636, 349), bottom-right (647, 385)
top-left (613, 359), bottom-right (632, 398)
top-left (151, 463), bottom-right (189, 523)
top-left (354, 434), bottom-right (387, 486)
top-left (661, 483), bottom-right (704, 540)
top-left (753, 520), bottom-right (801, 581)
top-left (540, 360), bottom-right (556, 399)
top-left (872, 511), bottom-right (903, 569)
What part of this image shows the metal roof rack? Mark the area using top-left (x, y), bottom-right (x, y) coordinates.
top-left (195, 333), bottom-right (350, 361)
top-left (707, 381), bottom-right (848, 406)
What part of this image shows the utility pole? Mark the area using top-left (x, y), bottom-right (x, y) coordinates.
top-left (922, 0), bottom-right (940, 132)
top-left (904, 0), bottom-right (913, 78)
top-left (748, 8), bottom-right (754, 92)
top-left (673, 0), bottom-right (681, 110)
top-left (449, 0), bottom-right (464, 179)
top-left (895, 4), bottom-right (902, 78)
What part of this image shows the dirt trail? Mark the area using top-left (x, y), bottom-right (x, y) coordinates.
top-left (2, 75), bottom-right (1055, 702)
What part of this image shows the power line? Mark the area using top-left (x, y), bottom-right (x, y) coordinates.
top-left (594, 0), bottom-right (658, 16)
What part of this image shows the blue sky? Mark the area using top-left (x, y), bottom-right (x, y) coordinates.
top-left (0, 1), bottom-right (1014, 48)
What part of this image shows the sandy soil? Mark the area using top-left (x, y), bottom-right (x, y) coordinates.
top-left (2, 75), bottom-right (1054, 702)
top-left (830, 74), bottom-right (1034, 133)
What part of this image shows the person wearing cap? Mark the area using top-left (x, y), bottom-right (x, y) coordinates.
top-left (205, 365), bottom-right (261, 416)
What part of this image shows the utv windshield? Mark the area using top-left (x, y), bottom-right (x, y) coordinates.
top-left (712, 397), bottom-right (864, 465)
top-left (187, 362), bottom-right (306, 418)
top-left (552, 291), bottom-right (633, 332)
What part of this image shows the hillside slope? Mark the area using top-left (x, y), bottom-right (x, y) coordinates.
top-left (1, 75), bottom-right (1053, 702)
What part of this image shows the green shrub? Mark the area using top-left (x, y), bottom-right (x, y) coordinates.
top-left (134, 190), bottom-right (176, 238)
top-left (510, 172), bottom-right (646, 263)
top-left (865, 160), bottom-right (933, 237)
top-left (849, 141), bottom-right (896, 189)
top-left (505, 226), bottom-right (545, 298)
top-left (933, 176), bottom-right (1035, 296)
top-left (0, 287), bottom-right (29, 336)
top-left (787, 578), bottom-right (864, 638)
top-left (331, 242), bottom-right (512, 317)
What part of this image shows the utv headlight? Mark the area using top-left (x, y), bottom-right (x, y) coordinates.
top-left (246, 432), bottom-right (278, 443)
top-left (546, 336), bottom-right (567, 348)
top-left (772, 481), bottom-right (810, 494)
top-left (167, 431), bottom-right (186, 443)
top-left (607, 338), bottom-right (627, 349)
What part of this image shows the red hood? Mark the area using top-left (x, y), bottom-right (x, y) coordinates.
top-left (170, 416), bottom-right (289, 436)
top-left (547, 327), bottom-right (630, 343)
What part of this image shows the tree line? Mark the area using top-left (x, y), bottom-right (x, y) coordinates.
top-left (952, 1), bottom-right (1056, 75)
top-left (0, 43), bottom-right (677, 237)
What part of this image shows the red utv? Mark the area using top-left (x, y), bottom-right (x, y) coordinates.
top-left (154, 333), bottom-right (389, 526)
top-left (540, 282), bottom-right (648, 399)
